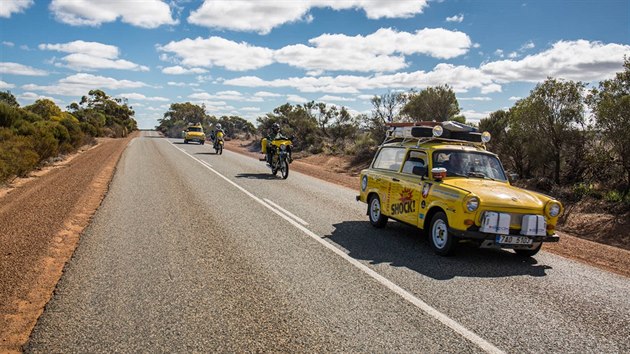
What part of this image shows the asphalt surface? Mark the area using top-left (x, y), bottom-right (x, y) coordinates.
top-left (27, 132), bottom-right (630, 353)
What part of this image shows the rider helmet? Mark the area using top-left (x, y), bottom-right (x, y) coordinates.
top-left (216, 123), bottom-right (221, 130)
top-left (271, 123), bottom-right (280, 133)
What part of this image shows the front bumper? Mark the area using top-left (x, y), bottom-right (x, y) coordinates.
top-left (448, 227), bottom-right (560, 243)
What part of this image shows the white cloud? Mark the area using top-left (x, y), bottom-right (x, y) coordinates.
top-left (508, 96), bottom-right (521, 101)
top-left (49, 0), bottom-right (177, 28)
top-left (287, 94), bottom-right (308, 103)
top-left (162, 66), bottom-right (208, 75)
top-left (119, 93), bottom-right (169, 102)
top-left (0, 0), bottom-right (33, 18)
top-left (0, 62), bottom-right (48, 76)
top-left (461, 109), bottom-right (491, 123)
top-left (481, 40), bottom-right (630, 83)
top-left (16, 91), bottom-right (61, 104)
top-left (318, 95), bottom-right (356, 102)
top-left (357, 94), bottom-right (376, 100)
top-left (39, 40), bottom-right (149, 71)
top-left (254, 91), bottom-right (282, 98)
top-left (0, 80), bottom-right (15, 89)
top-left (275, 27), bottom-right (471, 73)
top-left (22, 73), bottom-right (148, 96)
top-left (188, 0), bottom-right (429, 34)
top-left (158, 36), bottom-right (274, 71)
top-left (446, 14), bottom-right (464, 23)
top-left (240, 107), bottom-right (261, 112)
top-left (225, 63), bottom-right (494, 94)
top-left (459, 96), bottom-right (491, 101)
top-left (520, 41), bottom-right (535, 51)
top-left (2, 41), bottom-right (15, 47)
top-left (481, 83), bottom-right (502, 94)
top-left (167, 81), bottom-right (187, 87)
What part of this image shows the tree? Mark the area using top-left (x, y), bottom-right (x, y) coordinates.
top-left (401, 85), bottom-right (460, 122)
top-left (511, 78), bottom-right (586, 184)
top-left (24, 99), bottom-right (62, 120)
top-left (587, 58), bottom-right (630, 190)
top-left (157, 102), bottom-right (207, 137)
top-left (0, 91), bottom-right (19, 107)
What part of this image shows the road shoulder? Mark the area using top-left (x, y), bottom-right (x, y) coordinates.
top-left (0, 134), bottom-right (134, 352)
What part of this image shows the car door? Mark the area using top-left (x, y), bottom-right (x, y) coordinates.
top-left (396, 150), bottom-right (428, 226)
top-left (370, 147), bottom-right (406, 216)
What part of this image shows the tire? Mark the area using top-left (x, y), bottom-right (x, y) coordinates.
top-left (271, 159), bottom-right (279, 176)
top-left (218, 145), bottom-right (223, 155)
top-left (280, 158), bottom-right (289, 179)
top-left (368, 194), bottom-right (388, 228)
top-left (201, 141), bottom-right (204, 145)
top-left (514, 243), bottom-right (542, 257)
top-left (429, 212), bottom-right (456, 256)
top-left (184, 140), bottom-right (188, 144)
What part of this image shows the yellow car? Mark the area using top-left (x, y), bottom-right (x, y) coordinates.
top-left (184, 124), bottom-right (206, 145)
top-left (356, 122), bottom-right (562, 257)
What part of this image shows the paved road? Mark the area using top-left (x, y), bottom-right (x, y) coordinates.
top-left (27, 132), bottom-right (630, 353)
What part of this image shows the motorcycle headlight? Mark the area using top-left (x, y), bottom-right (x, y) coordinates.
top-left (280, 144), bottom-right (287, 151)
top-left (464, 196), bottom-right (480, 212)
top-left (547, 201), bottom-right (562, 218)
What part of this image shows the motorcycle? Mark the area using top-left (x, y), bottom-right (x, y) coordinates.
top-left (260, 136), bottom-right (293, 179)
top-left (213, 130), bottom-right (224, 155)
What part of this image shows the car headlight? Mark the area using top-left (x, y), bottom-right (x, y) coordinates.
top-left (547, 201), bottom-right (562, 218)
top-left (464, 196), bottom-right (480, 212)
top-left (280, 144), bottom-right (287, 151)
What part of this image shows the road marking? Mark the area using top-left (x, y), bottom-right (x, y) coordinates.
top-left (263, 198), bottom-right (309, 226)
top-left (199, 159), bottom-right (213, 168)
top-left (170, 141), bottom-right (504, 354)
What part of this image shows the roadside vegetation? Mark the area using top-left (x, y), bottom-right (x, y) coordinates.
top-left (157, 58), bottom-right (629, 214)
top-left (0, 89), bottom-right (137, 184)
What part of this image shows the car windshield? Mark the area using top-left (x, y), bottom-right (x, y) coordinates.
top-left (188, 127), bottom-right (202, 132)
top-left (432, 150), bottom-right (507, 181)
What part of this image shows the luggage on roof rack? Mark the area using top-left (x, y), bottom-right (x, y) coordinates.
top-left (383, 121), bottom-right (489, 145)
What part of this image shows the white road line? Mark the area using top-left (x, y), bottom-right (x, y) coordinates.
top-left (199, 159), bottom-right (213, 168)
top-left (170, 142), bottom-right (505, 354)
top-left (262, 198), bottom-right (309, 226)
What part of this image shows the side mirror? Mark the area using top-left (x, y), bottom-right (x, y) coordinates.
top-left (508, 173), bottom-right (519, 183)
top-left (431, 167), bottom-right (447, 181)
top-left (412, 166), bottom-right (427, 177)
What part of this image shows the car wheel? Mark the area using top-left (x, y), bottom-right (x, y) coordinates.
top-left (514, 243), bottom-right (542, 257)
top-left (184, 140), bottom-right (188, 144)
top-left (429, 212), bottom-right (455, 256)
top-left (368, 195), bottom-right (388, 228)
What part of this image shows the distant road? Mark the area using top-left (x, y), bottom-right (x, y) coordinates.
top-left (27, 131), bottom-right (630, 353)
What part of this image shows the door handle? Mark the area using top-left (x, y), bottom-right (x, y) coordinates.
top-left (392, 178), bottom-right (400, 182)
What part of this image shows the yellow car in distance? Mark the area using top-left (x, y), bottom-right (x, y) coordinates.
top-left (184, 124), bottom-right (206, 145)
top-left (356, 122), bottom-right (562, 257)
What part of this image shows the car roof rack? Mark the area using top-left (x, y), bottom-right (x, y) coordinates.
top-left (382, 121), bottom-right (487, 148)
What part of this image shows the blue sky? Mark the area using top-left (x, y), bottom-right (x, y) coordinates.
top-left (1, 0), bottom-right (628, 129)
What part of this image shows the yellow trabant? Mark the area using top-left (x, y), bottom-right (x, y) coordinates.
top-left (356, 122), bottom-right (562, 257)
top-left (184, 124), bottom-right (206, 145)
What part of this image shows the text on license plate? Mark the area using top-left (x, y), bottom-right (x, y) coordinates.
top-left (495, 235), bottom-right (533, 245)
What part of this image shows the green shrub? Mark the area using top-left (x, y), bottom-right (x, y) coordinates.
top-left (0, 128), bottom-right (39, 182)
top-left (604, 190), bottom-right (624, 203)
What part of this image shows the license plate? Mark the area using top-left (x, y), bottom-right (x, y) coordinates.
top-left (495, 235), bottom-right (533, 245)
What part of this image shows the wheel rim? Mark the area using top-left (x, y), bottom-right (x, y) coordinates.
top-left (370, 198), bottom-right (381, 222)
top-left (432, 219), bottom-right (448, 249)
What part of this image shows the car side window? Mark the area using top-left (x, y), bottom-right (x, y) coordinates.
top-left (401, 150), bottom-right (427, 175)
top-left (372, 147), bottom-right (406, 171)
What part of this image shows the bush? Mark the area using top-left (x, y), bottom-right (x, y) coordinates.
top-left (0, 128), bottom-right (39, 182)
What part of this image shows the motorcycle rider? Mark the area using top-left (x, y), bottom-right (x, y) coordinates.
top-left (265, 123), bottom-right (288, 164)
top-left (212, 123), bottom-right (225, 149)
